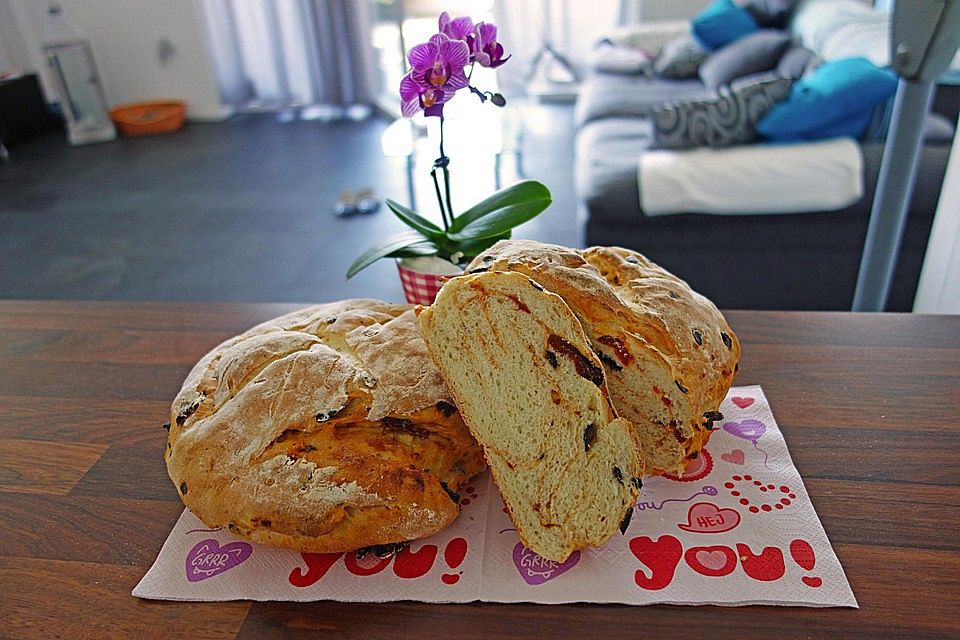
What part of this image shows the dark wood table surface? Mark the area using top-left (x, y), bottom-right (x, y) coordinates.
top-left (1, 301), bottom-right (958, 639)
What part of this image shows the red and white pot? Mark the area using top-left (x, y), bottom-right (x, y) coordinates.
top-left (396, 256), bottom-right (463, 305)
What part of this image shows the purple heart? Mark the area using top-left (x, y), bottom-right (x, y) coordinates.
top-left (722, 419), bottom-right (766, 446)
top-left (512, 542), bottom-right (581, 586)
top-left (185, 538), bottom-right (252, 582)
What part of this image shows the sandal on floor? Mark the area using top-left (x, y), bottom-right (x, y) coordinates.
top-left (355, 188), bottom-right (380, 215)
top-left (334, 191), bottom-right (359, 217)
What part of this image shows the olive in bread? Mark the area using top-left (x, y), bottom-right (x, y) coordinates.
top-left (465, 240), bottom-right (740, 476)
top-left (417, 271), bottom-right (643, 562)
top-left (166, 299), bottom-right (486, 553)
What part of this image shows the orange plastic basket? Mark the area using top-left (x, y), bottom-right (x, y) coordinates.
top-left (110, 101), bottom-right (186, 136)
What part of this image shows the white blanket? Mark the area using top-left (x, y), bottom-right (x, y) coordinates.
top-left (639, 137), bottom-right (864, 216)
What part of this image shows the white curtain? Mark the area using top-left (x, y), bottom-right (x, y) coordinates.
top-left (199, 0), bottom-right (376, 112)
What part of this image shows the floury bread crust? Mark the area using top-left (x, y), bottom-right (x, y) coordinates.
top-left (465, 241), bottom-right (740, 476)
top-left (165, 300), bottom-right (485, 553)
top-left (417, 271), bottom-right (643, 562)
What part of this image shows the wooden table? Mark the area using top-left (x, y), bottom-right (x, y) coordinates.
top-left (1, 301), bottom-right (957, 639)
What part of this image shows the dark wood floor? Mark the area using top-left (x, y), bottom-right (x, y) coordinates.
top-left (0, 105), bottom-right (578, 304)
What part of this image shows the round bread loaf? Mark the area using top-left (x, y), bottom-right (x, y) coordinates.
top-left (165, 299), bottom-right (486, 553)
top-left (465, 241), bottom-right (740, 476)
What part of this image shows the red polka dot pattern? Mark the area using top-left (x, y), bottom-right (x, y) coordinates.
top-left (727, 474), bottom-right (796, 516)
top-left (460, 486), bottom-right (479, 506)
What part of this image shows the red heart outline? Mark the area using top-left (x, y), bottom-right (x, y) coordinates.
top-left (677, 502), bottom-right (741, 534)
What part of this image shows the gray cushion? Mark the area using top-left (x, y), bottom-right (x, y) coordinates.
top-left (865, 98), bottom-right (957, 144)
top-left (654, 34), bottom-right (710, 79)
top-left (744, 0), bottom-right (797, 28)
top-left (698, 29), bottom-right (792, 90)
top-left (651, 74), bottom-right (793, 149)
top-left (924, 112), bottom-right (957, 144)
top-left (574, 73), bottom-right (715, 127)
top-left (776, 44), bottom-right (817, 79)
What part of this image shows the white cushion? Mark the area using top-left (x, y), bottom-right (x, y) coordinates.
top-left (790, 0), bottom-right (890, 67)
top-left (639, 137), bottom-right (864, 216)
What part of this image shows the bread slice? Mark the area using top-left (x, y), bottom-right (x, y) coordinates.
top-left (465, 240), bottom-right (740, 476)
top-left (417, 271), bottom-right (643, 562)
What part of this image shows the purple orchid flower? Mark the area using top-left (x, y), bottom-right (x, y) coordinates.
top-left (472, 22), bottom-right (511, 68)
top-left (400, 73), bottom-right (444, 117)
top-left (438, 11), bottom-right (475, 43)
top-left (400, 33), bottom-right (469, 117)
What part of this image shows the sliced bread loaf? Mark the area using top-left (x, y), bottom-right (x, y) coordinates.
top-left (417, 270), bottom-right (643, 562)
top-left (465, 241), bottom-right (740, 476)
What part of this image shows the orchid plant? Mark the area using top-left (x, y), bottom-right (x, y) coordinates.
top-left (347, 12), bottom-right (552, 278)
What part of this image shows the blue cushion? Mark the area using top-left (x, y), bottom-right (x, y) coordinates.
top-left (692, 0), bottom-right (759, 50)
top-left (757, 57), bottom-right (898, 141)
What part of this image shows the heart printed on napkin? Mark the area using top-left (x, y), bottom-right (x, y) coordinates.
top-left (684, 545), bottom-right (738, 577)
top-left (678, 502), bottom-right (741, 534)
top-left (512, 543), bottom-right (580, 585)
top-left (185, 539), bottom-right (252, 582)
top-left (731, 396), bottom-right (755, 409)
top-left (721, 449), bottom-right (745, 465)
top-left (697, 550), bottom-right (727, 570)
top-left (662, 449), bottom-right (713, 482)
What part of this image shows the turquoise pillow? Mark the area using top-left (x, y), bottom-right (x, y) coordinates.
top-left (757, 57), bottom-right (898, 141)
top-left (692, 0), bottom-right (759, 50)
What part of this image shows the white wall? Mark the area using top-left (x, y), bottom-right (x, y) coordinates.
top-left (637, 0), bottom-right (711, 21)
top-left (0, 29), bottom-right (12, 72)
top-left (914, 114), bottom-right (960, 314)
top-left (5, 0), bottom-right (228, 121)
top-left (0, 0), bottom-right (48, 89)
top-left (0, 0), bottom-right (18, 72)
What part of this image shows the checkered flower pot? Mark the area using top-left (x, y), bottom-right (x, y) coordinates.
top-left (396, 257), bottom-right (463, 305)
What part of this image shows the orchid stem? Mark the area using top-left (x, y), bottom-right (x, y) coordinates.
top-left (430, 167), bottom-right (449, 232)
top-left (434, 115), bottom-right (454, 231)
top-left (439, 115), bottom-right (446, 159)
top-left (442, 165), bottom-right (453, 228)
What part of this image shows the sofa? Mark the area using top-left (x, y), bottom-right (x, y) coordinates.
top-left (574, 0), bottom-right (958, 311)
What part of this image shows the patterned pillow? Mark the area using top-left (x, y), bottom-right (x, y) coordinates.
top-left (651, 75), bottom-right (793, 149)
top-left (654, 34), bottom-right (710, 79)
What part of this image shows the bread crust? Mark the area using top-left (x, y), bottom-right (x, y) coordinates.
top-left (466, 241), bottom-right (740, 475)
top-left (166, 300), bottom-right (485, 553)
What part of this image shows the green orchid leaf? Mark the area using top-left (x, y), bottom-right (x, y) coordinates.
top-left (451, 231), bottom-right (511, 259)
top-left (388, 243), bottom-right (441, 259)
top-left (446, 198), bottom-right (551, 242)
top-left (448, 180), bottom-right (551, 234)
top-left (346, 230), bottom-right (434, 279)
top-left (385, 199), bottom-right (445, 240)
